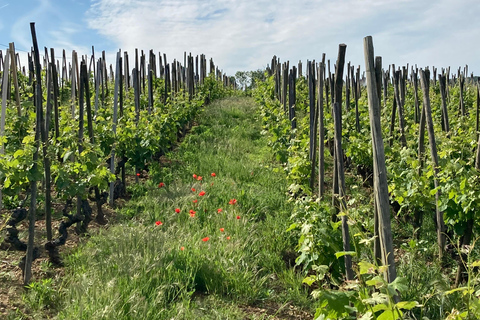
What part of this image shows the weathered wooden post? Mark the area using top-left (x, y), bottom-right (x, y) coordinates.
top-left (43, 62), bottom-right (53, 241)
top-left (419, 69), bottom-right (445, 260)
top-left (109, 51), bottom-right (121, 206)
top-left (25, 22), bottom-right (43, 285)
top-left (318, 55), bottom-right (325, 198)
top-left (288, 67), bottom-right (297, 129)
top-left (439, 74), bottom-right (450, 133)
top-left (363, 36), bottom-right (398, 288)
top-left (393, 70), bottom-right (407, 147)
top-left (8, 43), bottom-right (21, 116)
top-left (0, 48), bottom-right (9, 210)
top-left (308, 60), bottom-right (317, 191)
top-left (459, 72), bottom-right (466, 116)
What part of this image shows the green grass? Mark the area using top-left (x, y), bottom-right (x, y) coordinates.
top-left (29, 97), bottom-right (313, 319)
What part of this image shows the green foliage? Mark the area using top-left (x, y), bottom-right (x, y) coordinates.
top-left (23, 278), bottom-right (59, 311)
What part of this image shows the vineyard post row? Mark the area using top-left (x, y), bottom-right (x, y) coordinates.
top-left (0, 22), bottom-right (236, 285)
top-left (263, 37), bottom-right (480, 289)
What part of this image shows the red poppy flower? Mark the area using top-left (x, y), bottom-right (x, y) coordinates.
top-left (226, 236), bottom-right (231, 240)
top-left (217, 208), bottom-right (222, 213)
top-left (197, 176), bottom-right (203, 181)
top-left (211, 172), bottom-right (216, 177)
top-left (158, 182), bottom-right (165, 188)
top-left (199, 191), bottom-right (206, 196)
top-left (211, 183), bottom-right (214, 186)
top-left (220, 228), bottom-right (224, 232)
top-left (180, 246), bottom-right (185, 251)
top-left (155, 221), bottom-right (163, 226)
top-left (191, 188), bottom-right (196, 192)
top-left (193, 199), bottom-right (198, 203)
top-left (202, 237), bottom-right (209, 242)
top-left (236, 215), bottom-right (240, 220)
top-left (175, 208), bottom-right (180, 213)
top-left (190, 213), bottom-right (196, 217)
top-left (229, 199), bottom-right (237, 205)
top-left (136, 173), bottom-right (140, 177)
top-left (193, 174), bottom-right (197, 179)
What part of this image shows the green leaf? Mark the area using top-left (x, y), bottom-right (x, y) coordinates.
top-left (312, 265), bottom-right (329, 281)
top-left (365, 277), bottom-right (384, 288)
top-left (22, 135), bottom-right (35, 144)
top-left (303, 275), bottom-right (317, 286)
top-left (377, 309), bottom-right (403, 320)
top-left (316, 290), bottom-right (351, 314)
top-left (286, 223), bottom-right (297, 232)
top-left (13, 150), bottom-right (24, 158)
top-left (395, 300), bottom-right (418, 310)
top-left (387, 276), bottom-right (408, 296)
top-left (471, 260), bottom-right (480, 267)
top-left (444, 287), bottom-right (468, 295)
top-left (63, 150), bottom-right (74, 162)
top-left (362, 291), bottom-right (388, 305)
top-left (335, 251), bottom-right (356, 259)
top-left (372, 303), bottom-right (388, 312)
top-left (358, 261), bottom-right (376, 275)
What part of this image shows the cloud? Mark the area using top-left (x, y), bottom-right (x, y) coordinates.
top-left (83, 0), bottom-right (479, 75)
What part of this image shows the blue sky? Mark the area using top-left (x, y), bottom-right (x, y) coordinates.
top-left (1, 0), bottom-right (479, 76)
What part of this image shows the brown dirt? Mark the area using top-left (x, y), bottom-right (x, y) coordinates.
top-left (0, 198), bottom-right (119, 319)
top-left (241, 302), bottom-right (313, 319)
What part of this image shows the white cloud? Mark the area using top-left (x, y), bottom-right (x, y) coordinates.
top-left (82, 0), bottom-right (479, 75)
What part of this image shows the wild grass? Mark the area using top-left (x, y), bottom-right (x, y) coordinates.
top-left (23, 97), bottom-right (314, 319)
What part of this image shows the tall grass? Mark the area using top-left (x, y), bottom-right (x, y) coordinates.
top-left (41, 97), bottom-right (313, 319)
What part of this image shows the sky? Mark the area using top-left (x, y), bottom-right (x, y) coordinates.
top-left (0, 0), bottom-right (479, 77)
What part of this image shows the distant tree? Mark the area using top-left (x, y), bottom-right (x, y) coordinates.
top-left (235, 71), bottom-right (251, 90)
top-left (250, 69), bottom-right (266, 89)
top-left (235, 69), bottom-right (267, 92)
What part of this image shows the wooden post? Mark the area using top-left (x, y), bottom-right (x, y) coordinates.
top-left (459, 72), bottom-right (465, 116)
top-left (419, 69), bottom-right (445, 260)
top-left (147, 65), bottom-right (153, 114)
top-left (309, 61), bottom-right (317, 191)
top-left (71, 51), bottom-right (77, 117)
top-left (345, 62), bottom-right (350, 112)
top-left (308, 61), bottom-right (316, 160)
top-left (352, 66), bottom-right (360, 132)
top-left (476, 84), bottom-right (479, 135)
top-left (373, 57), bottom-right (383, 265)
top-left (332, 44), bottom-right (353, 281)
top-left (25, 22), bottom-right (43, 285)
top-left (318, 55), bottom-right (325, 198)
top-left (8, 43), bottom-right (21, 116)
top-left (282, 62), bottom-right (288, 112)
top-left (0, 49), bottom-right (9, 210)
top-left (133, 67), bottom-right (141, 182)
top-left (363, 36), bottom-right (398, 288)
top-left (76, 61), bottom-right (86, 232)
top-left (43, 63), bottom-right (53, 241)
top-left (124, 51), bottom-right (130, 91)
top-left (439, 74), bottom-right (450, 133)
top-left (393, 71), bottom-right (407, 147)
top-left (334, 102), bottom-right (354, 281)
top-left (50, 52), bottom-right (60, 140)
top-left (109, 51), bottom-right (121, 206)
top-left (288, 67), bottom-right (297, 129)
top-left (94, 59), bottom-right (101, 115)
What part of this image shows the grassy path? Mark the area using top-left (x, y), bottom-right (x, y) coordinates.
top-left (48, 97), bottom-right (313, 319)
